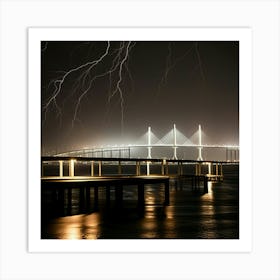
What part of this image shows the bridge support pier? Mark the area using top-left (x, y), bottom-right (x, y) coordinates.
top-left (208, 163), bottom-right (212, 175)
top-left (69, 159), bottom-right (75, 177)
top-left (165, 161), bottom-right (169, 175)
top-left (161, 162), bottom-right (164, 175)
top-left (177, 162), bottom-right (183, 175)
top-left (98, 161), bottom-right (102, 177)
top-left (226, 148), bottom-right (239, 162)
top-left (195, 163), bottom-right (202, 176)
top-left (118, 161), bottom-right (122, 175)
top-left (146, 161), bottom-right (150, 176)
top-left (59, 160), bottom-right (63, 177)
top-left (91, 161), bottom-right (95, 176)
top-left (136, 161), bottom-right (141, 176)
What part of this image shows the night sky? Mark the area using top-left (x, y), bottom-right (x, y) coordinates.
top-left (41, 41), bottom-right (239, 155)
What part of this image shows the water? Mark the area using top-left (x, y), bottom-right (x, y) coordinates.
top-left (41, 165), bottom-right (239, 239)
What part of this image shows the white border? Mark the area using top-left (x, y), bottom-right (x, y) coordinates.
top-left (28, 27), bottom-right (252, 253)
top-left (1, 1), bottom-right (279, 279)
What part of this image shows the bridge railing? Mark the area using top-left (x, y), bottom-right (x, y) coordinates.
top-left (41, 156), bottom-right (237, 179)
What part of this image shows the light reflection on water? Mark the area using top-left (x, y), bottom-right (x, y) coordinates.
top-left (47, 214), bottom-right (101, 239)
top-left (198, 182), bottom-right (218, 238)
top-left (42, 167), bottom-right (239, 239)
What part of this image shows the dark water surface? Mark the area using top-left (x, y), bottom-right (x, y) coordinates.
top-left (41, 165), bottom-right (239, 239)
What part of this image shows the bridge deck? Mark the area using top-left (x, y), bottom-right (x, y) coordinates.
top-left (41, 175), bottom-right (169, 186)
top-left (42, 156), bottom-right (238, 164)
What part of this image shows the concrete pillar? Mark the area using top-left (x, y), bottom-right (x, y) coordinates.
top-left (165, 162), bottom-right (169, 175)
top-left (136, 161), bottom-right (141, 176)
top-left (91, 161), bottom-right (95, 176)
top-left (69, 159), bottom-right (75, 177)
top-left (197, 163), bottom-right (201, 175)
top-left (161, 161), bottom-right (165, 175)
top-left (146, 161), bottom-right (150, 176)
top-left (98, 161), bottom-right (102, 177)
top-left (216, 163), bottom-right (219, 175)
top-left (59, 160), bottom-right (63, 177)
top-left (118, 161), bottom-right (122, 175)
top-left (177, 162), bottom-right (181, 175)
top-left (208, 162), bottom-right (211, 175)
top-left (162, 159), bottom-right (167, 175)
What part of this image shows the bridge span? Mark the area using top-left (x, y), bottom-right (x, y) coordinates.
top-left (51, 124), bottom-right (239, 162)
top-left (41, 155), bottom-right (238, 211)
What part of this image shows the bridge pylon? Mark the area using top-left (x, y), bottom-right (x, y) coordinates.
top-left (197, 124), bottom-right (203, 161)
top-left (147, 126), bottom-right (152, 159)
top-left (173, 124), bottom-right (178, 159)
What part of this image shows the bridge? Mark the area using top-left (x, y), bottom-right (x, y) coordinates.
top-left (41, 125), bottom-right (239, 212)
top-left (53, 124), bottom-right (239, 162)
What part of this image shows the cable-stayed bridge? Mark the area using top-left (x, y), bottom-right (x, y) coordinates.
top-left (42, 125), bottom-right (239, 209)
top-left (53, 124), bottom-right (239, 162)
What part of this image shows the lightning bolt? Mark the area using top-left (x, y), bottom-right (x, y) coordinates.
top-left (156, 43), bottom-right (195, 97)
top-left (194, 42), bottom-right (206, 81)
top-left (158, 42), bottom-right (172, 92)
top-left (43, 41), bottom-right (135, 132)
top-left (108, 41), bottom-right (133, 132)
top-left (156, 42), bottom-right (206, 98)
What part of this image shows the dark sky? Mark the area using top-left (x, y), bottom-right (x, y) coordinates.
top-left (41, 41), bottom-right (239, 154)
